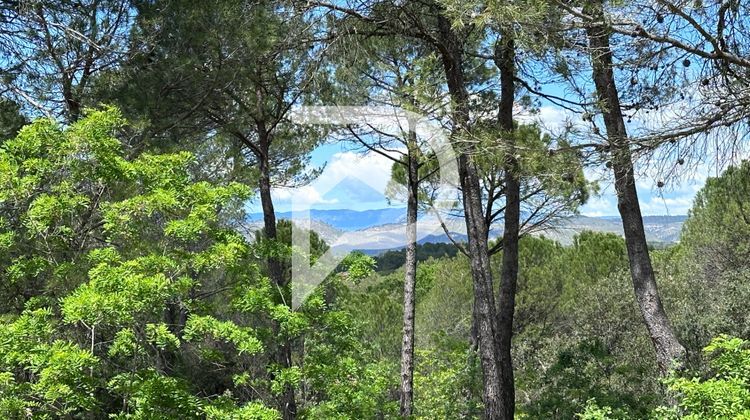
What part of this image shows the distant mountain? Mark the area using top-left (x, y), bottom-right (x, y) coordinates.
top-left (248, 207), bottom-right (406, 231)
top-left (642, 215), bottom-right (688, 223)
top-left (642, 215), bottom-right (688, 244)
top-left (321, 177), bottom-right (387, 205)
top-left (244, 217), bottom-right (343, 245)
top-left (245, 209), bottom-right (688, 253)
top-left (538, 215), bottom-right (687, 245)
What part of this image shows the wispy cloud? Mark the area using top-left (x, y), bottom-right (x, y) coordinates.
top-left (262, 150), bottom-right (397, 212)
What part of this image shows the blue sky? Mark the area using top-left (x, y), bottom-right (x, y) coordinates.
top-left (253, 134), bottom-right (712, 217)
top-left (262, 144), bottom-right (395, 213)
top-left (252, 103), bottom-right (717, 217)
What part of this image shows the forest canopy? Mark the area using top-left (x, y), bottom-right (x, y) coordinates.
top-left (1, 0), bottom-right (750, 418)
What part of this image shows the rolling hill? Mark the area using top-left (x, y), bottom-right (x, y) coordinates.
top-left (246, 208), bottom-right (687, 254)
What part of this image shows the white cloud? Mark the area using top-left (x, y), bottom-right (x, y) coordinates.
top-left (638, 195), bottom-right (696, 216)
top-left (269, 150), bottom-right (399, 211)
top-left (316, 150), bottom-right (396, 193)
top-left (580, 195), bottom-right (616, 217)
top-left (514, 105), bottom-right (587, 138)
top-left (271, 186), bottom-right (337, 207)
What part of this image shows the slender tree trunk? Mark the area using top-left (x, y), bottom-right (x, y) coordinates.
top-left (258, 159), bottom-right (283, 289)
top-left (436, 14), bottom-right (504, 418)
top-left (62, 77), bottom-right (82, 122)
top-left (460, 154), bottom-right (505, 419)
top-left (584, 1), bottom-right (686, 375)
top-left (495, 34), bottom-right (518, 420)
top-left (399, 133), bottom-right (419, 416)
top-left (258, 133), bottom-right (297, 420)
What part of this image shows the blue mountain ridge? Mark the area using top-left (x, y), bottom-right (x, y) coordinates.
top-left (247, 208), bottom-right (687, 237)
top-left (248, 207), bottom-right (408, 231)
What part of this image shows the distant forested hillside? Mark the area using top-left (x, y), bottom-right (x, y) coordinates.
top-left (372, 242), bottom-right (460, 273)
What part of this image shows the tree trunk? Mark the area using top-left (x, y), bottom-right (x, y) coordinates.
top-left (495, 34), bottom-right (518, 420)
top-left (584, 1), bottom-right (686, 375)
top-left (399, 132), bottom-right (419, 416)
top-left (257, 132), bottom-right (297, 420)
top-left (258, 158), bottom-right (283, 290)
top-left (460, 154), bottom-right (505, 419)
top-left (436, 13), bottom-right (504, 418)
top-left (62, 76), bottom-right (82, 122)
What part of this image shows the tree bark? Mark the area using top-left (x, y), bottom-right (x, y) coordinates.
top-left (436, 14), bottom-right (505, 419)
top-left (460, 153), bottom-right (505, 419)
top-left (399, 131), bottom-right (419, 416)
top-left (258, 147), bottom-right (283, 289)
top-left (495, 34), bottom-right (518, 420)
top-left (257, 129), bottom-right (297, 420)
top-left (584, 1), bottom-right (686, 375)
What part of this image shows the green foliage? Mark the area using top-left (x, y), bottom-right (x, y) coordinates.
top-left (62, 256), bottom-right (177, 326)
top-left (108, 371), bottom-right (203, 419)
top-left (204, 401), bottom-right (281, 420)
top-left (413, 345), bottom-right (483, 418)
top-left (109, 0), bottom-right (325, 186)
top-left (577, 336), bottom-right (750, 419)
top-left (184, 315), bottom-right (263, 356)
top-left (303, 359), bottom-right (397, 419)
top-left (347, 234), bottom-right (648, 418)
top-left (504, 233), bottom-right (660, 418)
top-left (0, 308), bottom-right (98, 417)
top-left (576, 400), bottom-right (617, 420)
top-left (0, 109), bottom-right (279, 417)
top-left (0, 108), bottom-right (129, 313)
top-left (659, 335), bottom-right (750, 419)
top-left (339, 251), bottom-right (377, 282)
top-left (0, 107), bottom-right (385, 418)
top-left (681, 161), bottom-right (750, 268)
top-left (669, 161), bottom-right (750, 349)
